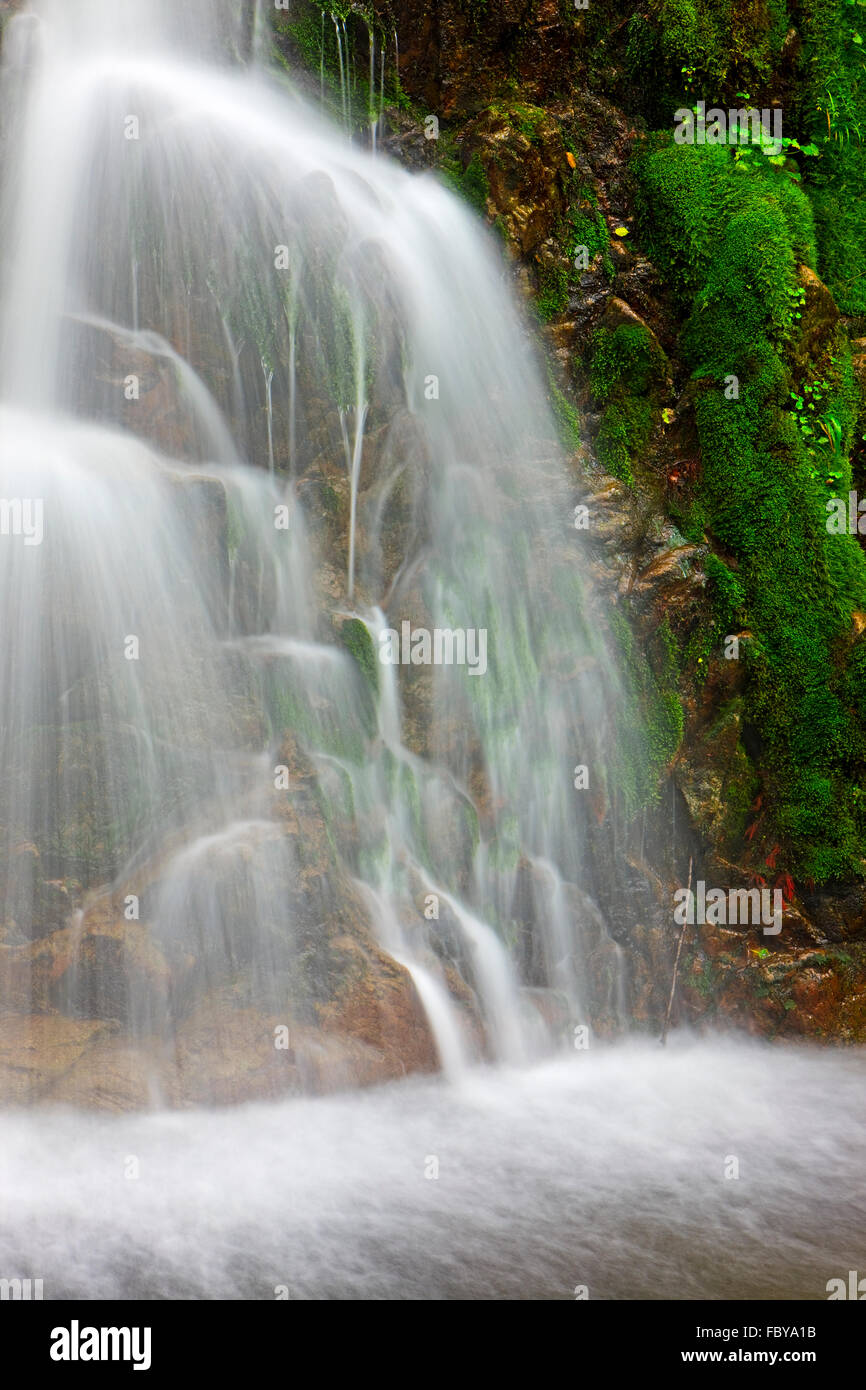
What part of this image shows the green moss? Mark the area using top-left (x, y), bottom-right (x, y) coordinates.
top-left (339, 618), bottom-right (380, 695)
top-left (483, 99), bottom-right (550, 145)
top-left (591, 323), bottom-right (667, 403)
top-left (609, 608), bottom-right (684, 813)
top-left (589, 322), bottom-right (668, 483)
top-left (635, 134), bottom-right (866, 879)
top-left (437, 142), bottom-right (494, 219)
top-left (545, 365), bottom-right (583, 453)
top-left (635, 142), bottom-right (816, 323)
top-left (536, 261), bottom-right (570, 323)
top-left (459, 151), bottom-right (490, 216)
top-left (723, 733), bottom-right (762, 844)
top-left (267, 678), bottom-right (367, 764)
top-left (398, 761), bottom-right (430, 870)
top-left (789, 2), bottom-right (866, 313)
top-left (536, 193), bottom-right (616, 323)
top-left (620, 0), bottom-right (790, 120)
top-left (655, 0), bottom-right (734, 89)
top-left (569, 194), bottom-right (614, 279)
top-left (684, 949), bottom-right (725, 1003)
top-left (704, 553), bottom-right (747, 630)
top-left (596, 398), bottom-right (652, 483)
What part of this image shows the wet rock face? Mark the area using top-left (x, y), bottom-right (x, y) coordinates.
top-left (0, 886), bottom-right (440, 1109)
top-left (373, 7), bottom-right (866, 1043)
top-left (457, 105), bottom-right (570, 255)
top-left (0, 842), bottom-right (72, 943)
top-left (675, 930), bottom-right (866, 1045)
top-left (369, 0), bottom-right (581, 117)
top-left (0, 728), bottom-right (443, 1108)
top-left (0, 986), bottom-right (437, 1110)
top-left (0, 1015), bottom-right (118, 1104)
top-left (580, 465), bottom-right (866, 1040)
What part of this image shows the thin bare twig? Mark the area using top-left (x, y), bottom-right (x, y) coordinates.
top-left (661, 855), bottom-right (692, 1046)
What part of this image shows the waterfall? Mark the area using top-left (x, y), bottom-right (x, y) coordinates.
top-left (0, 0), bottom-right (630, 1105)
top-left (0, 0), bottom-right (863, 1317)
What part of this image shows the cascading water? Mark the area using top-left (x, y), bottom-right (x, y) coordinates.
top-left (0, 0), bottom-right (863, 1307)
top-left (0, 0), bottom-right (632, 1097)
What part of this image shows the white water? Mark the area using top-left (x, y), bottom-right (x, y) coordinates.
top-left (0, 1040), bottom-right (863, 1299)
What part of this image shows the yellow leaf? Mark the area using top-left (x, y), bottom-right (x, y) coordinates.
top-left (566, 152), bottom-right (577, 169)
top-left (613, 226), bottom-right (629, 237)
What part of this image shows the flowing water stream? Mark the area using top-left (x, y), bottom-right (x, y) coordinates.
top-left (0, 0), bottom-right (630, 1072)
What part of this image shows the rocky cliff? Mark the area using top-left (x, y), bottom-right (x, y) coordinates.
top-left (274, 0), bottom-right (866, 1042)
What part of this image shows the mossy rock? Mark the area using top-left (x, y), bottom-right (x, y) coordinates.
top-left (588, 310), bottom-right (671, 483)
top-left (634, 134), bottom-right (866, 879)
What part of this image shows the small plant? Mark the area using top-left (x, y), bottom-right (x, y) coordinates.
top-left (816, 80), bottom-right (864, 145)
top-left (733, 132), bottom-right (820, 181)
top-left (789, 376), bottom-right (830, 438)
top-left (791, 400), bottom-right (847, 487)
top-left (787, 283), bottom-right (806, 324)
top-left (787, 379), bottom-right (845, 485)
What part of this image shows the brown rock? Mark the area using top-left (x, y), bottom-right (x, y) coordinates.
top-left (316, 932), bottom-right (438, 1078)
top-left (0, 1014), bottom-right (117, 1104)
top-left (794, 265), bottom-right (840, 371)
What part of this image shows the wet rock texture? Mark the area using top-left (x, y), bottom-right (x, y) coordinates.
top-left (0, 770), bottom-right (444, 1107)
top-left (0, 901), bottom-right (441, 1108)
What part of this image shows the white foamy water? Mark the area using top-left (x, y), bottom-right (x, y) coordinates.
top-left (0, 1040), bottom-right (863, 1300)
